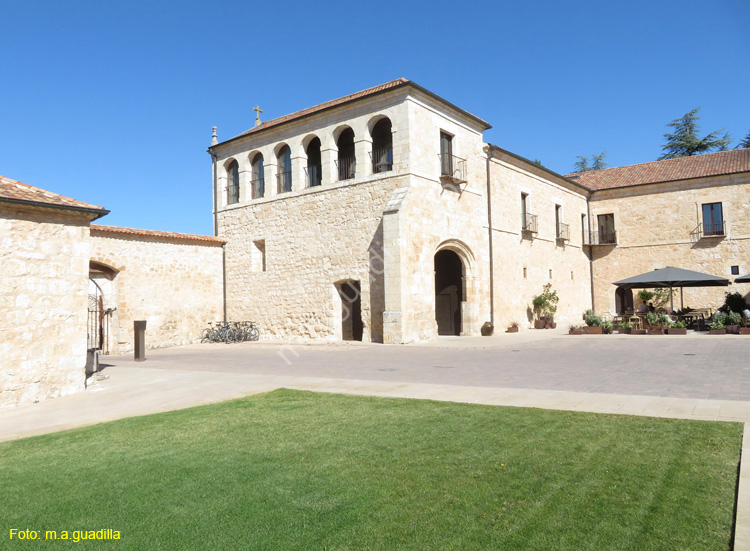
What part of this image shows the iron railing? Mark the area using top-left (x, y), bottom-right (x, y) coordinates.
top-left (277, 171), bottom-right (292, 193)
top-left (305, 165), bottom-right (322, 187)
top-left (690, 221), bottom-right (726, 241)
top-left (251, 178), bottom-right (265, 199)
top-left (587, 230), bottom-right (617, 245)
top-left (522, 213), bottom-right (538, 233)
top-left (227, 182), bottom-right (240, 204)
top-left (371, 147), bottom-right (393, 173)
top-left (336, 156), bottom-right (356, 180)
top-left (556, 222), bottom-right (570, 241)
top-left (439, 153), bottom-right (467, 183)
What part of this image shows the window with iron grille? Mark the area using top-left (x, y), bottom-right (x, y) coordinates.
top-left (227, 160), bottom-right (239, 204)
top-left (702, 202), bottom-right (724, 236)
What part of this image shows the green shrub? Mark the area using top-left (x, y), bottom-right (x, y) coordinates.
top-left (724, 292), bottom-right (748, 314)
top-left (645, 312), bottom-right (658, 327)
top-left (585, 312), bottom-right (602, 327)
top-left (726, 311), bottom-right (742, 325)
top-left (671, 320), bottom-right (686, 329)
top-left (656, 313), bottom-right (671, 326)
top-left (637, 290), bottom-right (655, 301)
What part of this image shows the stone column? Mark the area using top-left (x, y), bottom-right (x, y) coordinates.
top-left (355, 137), bottom-right (373, 178)
top-left (321, 146), bottom-right (337, 185)
top-left (382, 187), bottom-right (409, 344)
top-left (265, 161), bottom-right (278, 198)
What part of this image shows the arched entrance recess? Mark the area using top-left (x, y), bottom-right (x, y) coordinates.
top-left (434, 240), bottom-right (476, 336)
top-left (434, 250), bottom-right (462, 335)
top-left (615, 286), bottom-right (634, 314)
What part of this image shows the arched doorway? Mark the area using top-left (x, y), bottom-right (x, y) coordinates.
top-left (615, 286), bottom-right (634, 314)
top-left (434, 250), bottom-right (463, 335)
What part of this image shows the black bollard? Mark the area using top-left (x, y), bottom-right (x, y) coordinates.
top-left (134, 320), bottom-right (147, 362)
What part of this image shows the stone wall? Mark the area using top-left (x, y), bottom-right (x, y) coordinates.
top-left (589, 173), bottom-right (750, 314)
top-left (219, 176), bottom-right (407, 342)
top-left (90, 228), bottom-right (224, 354)
top-left (0, 205), bottom-right (91, 409)
top-left (487, 150), bottom-right (593, 329)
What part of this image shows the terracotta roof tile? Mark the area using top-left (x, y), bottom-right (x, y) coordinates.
top-left (91, 224), bottom-right (226, 245)
top-left (565, 149), bottom-right (750, 191)
top-left (231, 79), bottom-right (410, 140)
top-left (0, 174), bottom-right (107, 215)
top-left (216, 79), bottom-right (490, 146)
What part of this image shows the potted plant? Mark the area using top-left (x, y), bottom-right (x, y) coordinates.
top-left (583, 311), bottom-right (603, 334)
top-left (602, 321), bottom-right (614, 334)
top-left (645, 312), bottom-right (664, 334)
top-left (620, 321), bottom-right (633, 334)
top-left (741, 315), bottom-right (750, 335)
top-left (568, 324), bottom-right (583, 335)
top-left (667, 320), bottom-right (687, 335)
top-left (708, 313), bottom-right (727, 335)
top-left (532, 284), bottom-right (559, 329)
top-left (506, 321), bottom-right (519, 333)
top-left (725, 311), bottom-right (742, 334)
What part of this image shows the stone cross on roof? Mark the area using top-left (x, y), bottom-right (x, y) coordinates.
top-left (253, 105), bottom-right (263, 127)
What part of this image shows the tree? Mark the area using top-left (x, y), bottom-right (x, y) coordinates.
top-left (573, 151), bottom-right (608, 172)
top-left (736, 131), bottom-right (750, 149)
top-left (659, 108), bottom-right (731, 160)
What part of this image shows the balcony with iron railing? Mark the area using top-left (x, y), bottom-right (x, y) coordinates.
top-left (522, 213), bottom-right (538, 234)
top-left (336, 156), bottom-right (356, 181)
top-left (371, 147), bottom-right (393, 174)
top-left (690, 221), bottom-right (726, 242)
top-left (277, 171), bottom-right (292, 193)
top-left (251, 178), bottom-right (265, 199)
top-left (586, 230), bottom-right (617, 246)
top-left (305, 165), bottom-right (322, 187)
top-left (556, 222), bottom-right (570, 242)
top-left (438, 153), bottom-right (467, 186)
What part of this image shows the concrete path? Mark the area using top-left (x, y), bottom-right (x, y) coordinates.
top-left (2, 329), bottom-right (750, 548)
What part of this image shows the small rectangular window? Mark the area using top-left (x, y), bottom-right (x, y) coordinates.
top-left (523, 267), bottom-right (527, 279)
top-left (252, 240), bottom-right (266, 272)
top-left (731, 265), bottom-right (740, 275)
top-left (596, 214), bottom-right (616, 244)
top-left (702, 202), bottom-right (724, 236)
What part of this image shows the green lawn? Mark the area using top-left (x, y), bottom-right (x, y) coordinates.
top-left (0, 390), bottom-right (742, 550)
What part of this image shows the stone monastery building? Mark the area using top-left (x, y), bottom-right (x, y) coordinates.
top-left (2, 78), bottom-right (749, 408)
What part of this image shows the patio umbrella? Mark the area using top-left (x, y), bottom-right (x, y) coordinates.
top-left (736, 274), bottom-right (750, 283)
top-left (612, 266), bottom-right (730, 311)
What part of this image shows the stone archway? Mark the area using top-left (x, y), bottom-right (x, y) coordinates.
top-left (434, 250), bottom-right (463, 335)
top-left (433, 239), bottom-right (478, 337)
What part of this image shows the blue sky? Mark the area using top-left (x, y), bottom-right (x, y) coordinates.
top-left (2, 0), bottom-right (748, 235)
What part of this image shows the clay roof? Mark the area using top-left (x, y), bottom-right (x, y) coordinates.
top-left (91, 224), bottom-right (226, 245)
top-left (565, 149), bottom-right (750, 191)
top-left (214, 79), bottom-right (491, 147)
top-left (0, 174), bottom-right (108, 217)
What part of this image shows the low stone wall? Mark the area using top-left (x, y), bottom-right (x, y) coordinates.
top-left (0, 206), bottom-right (91, 409)
top-left (90, 226), bottom-right (224, 354)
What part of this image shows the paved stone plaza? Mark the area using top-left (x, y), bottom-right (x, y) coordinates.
top-left (101, 332), bottom-right (750, 401)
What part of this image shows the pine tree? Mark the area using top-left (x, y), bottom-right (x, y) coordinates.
top-left (659, 108), bottom-right (730, 160)
top-left (573, 152), bottom-right (607, 172)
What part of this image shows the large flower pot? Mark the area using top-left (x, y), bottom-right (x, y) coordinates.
top-left (709, 329), bottom-right (727, 335)
top-left (740, 328), bottom-right (750, 335)
top-left (583, 326), bottom-right (603, 334)
top-left (631, 329), bottom-right (647, 335)
top-left (534, 320), bottom-right (544, 329)
top-left (621, 328), bottom-right (632, 334)
top-left (726, 325), bottom-right (740, 335)
top-left (506, 326), bottom-right (518, 333)
top-left (481, 322), bottom-right (494, 336)
top-left (667, 328), bottom-right (687, 335)
top-left (647, 329), bottom-right (665, 335)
